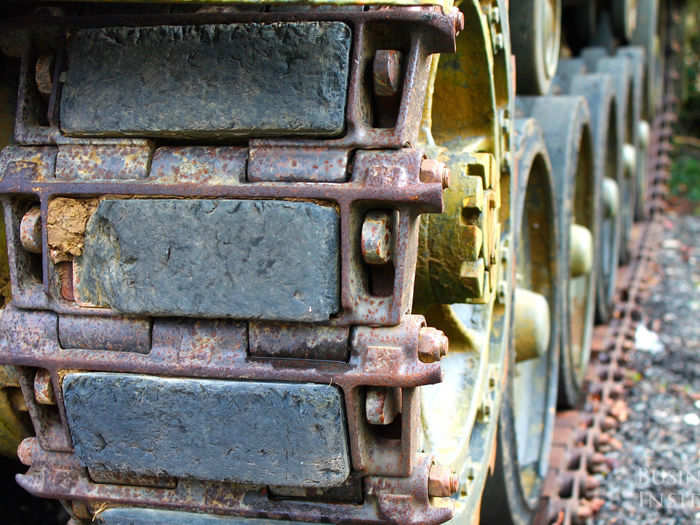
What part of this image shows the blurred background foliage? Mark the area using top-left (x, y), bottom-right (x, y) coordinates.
top-left (673, 0), bottom-right (700, 213)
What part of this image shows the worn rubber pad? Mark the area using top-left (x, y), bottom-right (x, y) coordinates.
top-left (60, 23), bottom-right (351, 138)
top-left (97, 508), bottom-right (325, 525)
top-left (63, 374), bottom-right (350, 487)
top-left (75, 199), bottom-right (340, 322)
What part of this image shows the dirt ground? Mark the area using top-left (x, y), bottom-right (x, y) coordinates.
top-left (595, 213), bottom-right (700, 524)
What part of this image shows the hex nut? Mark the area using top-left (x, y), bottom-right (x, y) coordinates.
top-left (460, 258), bottom-right (486, 299)
top-left (428, 463), bottom-right (459, 497)
top-left (417, 327), bottom-right (448, 363)
top-left (420, 159), bottom-right (450, 189)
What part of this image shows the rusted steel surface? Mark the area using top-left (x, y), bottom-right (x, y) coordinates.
top-left (17, 444), bottom-right (452, 525)
top-left (249, 322), bottom-right (349, 361)
top-left (248, 147), bottom-right (348, 183)
top-left (58, 315), bottom-right (151, 353)
top-left (55, 143), bottom-right (152, 180)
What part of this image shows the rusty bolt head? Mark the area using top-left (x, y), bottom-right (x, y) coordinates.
top-left (20, 207), bottom-right (42, 254)
top-left (417, 326), bottom-right (448, 363)
top-left (428, 463), bottom-right (459, 497)
top-left (373, 49), bottom-right (403, 97)
top-left (420, 159), bottom-right (450, 189)
top-left (361, 211), bottom-right (392, 265)
top-left (35, 55), bottom-right (54, 96)
top-left (17, 437), bottom-right (35, 466)
top-left (34, 369), bottom-right (56, 405)
top-left (365, 386), bottom-right (400, 426)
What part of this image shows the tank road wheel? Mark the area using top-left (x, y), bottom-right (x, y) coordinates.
top-left (518, 96), bottom-right (597, 408)
top-left (481, 118), bottom-right (560, 525)
top-left (617, 46), bottom-right (649, 221)
top-left (509, 0), bottom-right (561, 95)
top-left (581, 49), bottom-right (636, 265)
top-left (415, 0), bottom-right (516, 519)
top-left (632, 0), bottom-right (660, 119)
top-left (564, 69), bottom-right (622, 323)
top-left (612, 0), bottom-right (640, 42)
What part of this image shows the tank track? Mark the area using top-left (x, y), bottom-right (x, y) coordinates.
top-left (0, 1), bottom-right (688, 524)
top-left (538, 3), bottom-right (685, 520)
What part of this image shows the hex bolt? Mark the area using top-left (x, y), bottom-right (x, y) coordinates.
top-left (365, 386), bottom-right (400, 426)
top-left (417, 326), bottom-right (448, 363)
top-left (461, 175), bottom-right (485, 211)
top-left (34, 369), bottom-right (56, 405)
top-left (361, 211), bottom-right (392, 265)
top-left (460, 258), bottom-right (486, 299)
top-left (373, 50), bottom-right (403, 98)
top-left (420, 158), bottom-right (451, 189)
top-left (20, 207), bottom-right (42, 254)
top-left (428, 462), bottom-right (459, 497)
top-left (35, 55), bottom-right (54, 96)
top-left (17, 437), bottom-right (35, 466)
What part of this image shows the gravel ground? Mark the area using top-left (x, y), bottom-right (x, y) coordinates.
top-left (595, 213), bottom-right (700, 525)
